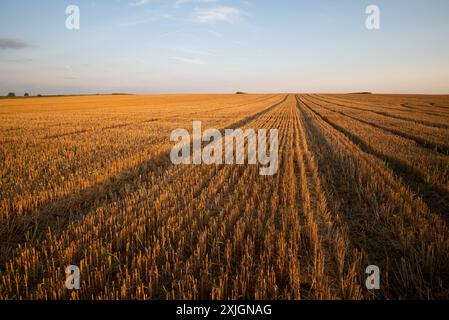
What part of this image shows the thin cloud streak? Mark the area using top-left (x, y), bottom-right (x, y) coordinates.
top-left (129, 0), bottom-right (151, 7)
top-left (194, 6), bottom-right (242, 24)
top-left (174, 0), bottom-right (218, 8)
top-left (175, 47), bottom-right (216, 56)
top-left (0, 38), bottom-right (30, 50)
top-left (118, 14), bottom-right (176, 27)
top-left (171, 56), bottom-right (204, 65)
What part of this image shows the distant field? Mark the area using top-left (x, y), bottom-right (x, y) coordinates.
top-left (0, 94), bottom-right (448, 299)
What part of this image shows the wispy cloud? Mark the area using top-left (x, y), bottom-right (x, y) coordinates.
top-left (118, 14), bottom-right (175, 27)
top-left (175, 47), bottom-right (216, 56)
top-left (174, 0), bottom-right (218, 8)
top-left (194, 6), bottom-right (242, 24)
top-left (0, 38), bottom-right (30, 50)
top-left (171, 57), bottom-right (204, 65)
top-left (118, 17), bottom-right (158, 27)
top-left (129, 0), bottom-right (151, 7)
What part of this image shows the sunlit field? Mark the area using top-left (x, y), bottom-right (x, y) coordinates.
top-left (0, 94), bottom-right (448, 300)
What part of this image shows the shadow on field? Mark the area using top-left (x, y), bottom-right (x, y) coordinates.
top-left (0, 95), bottom-right (288, 265)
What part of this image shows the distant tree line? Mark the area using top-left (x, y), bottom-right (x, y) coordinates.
top-left (5, 92), bottom-right (36, 98)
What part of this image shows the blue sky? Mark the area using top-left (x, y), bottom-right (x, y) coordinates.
top-left (1, 0), bottom-right (449, 95)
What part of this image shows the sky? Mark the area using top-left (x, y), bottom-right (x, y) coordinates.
top-left (1, 0), bottom-right (449, 95)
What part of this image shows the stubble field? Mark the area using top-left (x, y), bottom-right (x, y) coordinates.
top-left (0, 93), bottom-right (448, 300)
